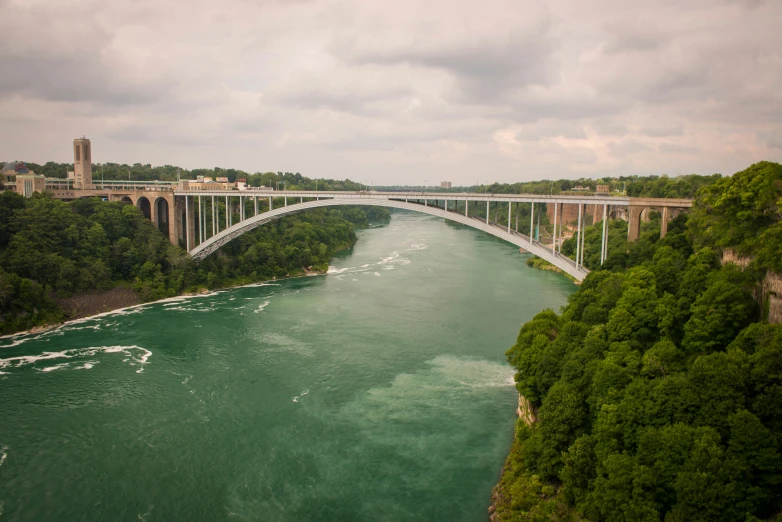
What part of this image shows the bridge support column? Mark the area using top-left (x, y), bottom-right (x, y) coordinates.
top-left (660, 207), bottom-right (669, 238)
top-left (184, 196), bottom-right (193, 248)
top-left (285, 196), bottom-right (287, 207)
top-left (254, 196), bottom-right (258, 216)
top-left (269, 197), bottom-right (272, 211)
top-left (530, 202), bottom-right (534, 242)
top-left (486, 201), bottom-right (489, 224)
top-left (601, 204), bottom-right (608, 264)
top-left (225, 196), bottom-right (229, 229)
top-left (576, 203), bottom-right (582, 269)
top-left (507, 203), bottom-right (511, 233)
top-left (552, 202), bottom-right (558, 255)
top-left (558, 204), bottom-right (564, 254)
top-left (166, 194), bottom-right (179, 247)
top-left (580, 204), bottom-right (586, 268)
top-left (150, 197), bottom-right (159, 229)
top-left (465, 200), bottom-right (468, 217)
top-left (627, 205), bottom-right (644, 242)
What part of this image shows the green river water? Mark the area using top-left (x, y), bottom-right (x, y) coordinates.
top-left (0, 211), bottom-right (574, 522)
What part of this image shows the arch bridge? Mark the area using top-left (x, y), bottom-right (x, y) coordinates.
top-left (173, 190), bottom-right (693, 281)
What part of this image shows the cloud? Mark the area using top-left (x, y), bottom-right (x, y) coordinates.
top-left (0, 0), bottom-right (779, 184)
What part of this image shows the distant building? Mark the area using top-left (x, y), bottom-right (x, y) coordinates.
top-left (216, 176), bottom-right (229, 183)
top-left (1, 161), bottom-right (22, 187)
top-left (596, 184), bottom-right (610, 193)
top-left (17, 172), bottom-right (45, 197)
top-left (440, 181), bottom-right (452, 189)
top-left (236, 178), bottom-right (247, 191)
top-left (73, 137), bottom-right (93, 188)
top-left (2, 162), bottom-right (45, 197)
top-left (571, 185), bottom-right (589, 192)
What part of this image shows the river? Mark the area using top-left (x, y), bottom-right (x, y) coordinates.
top-left (0, 210), bottom-right (574, 521)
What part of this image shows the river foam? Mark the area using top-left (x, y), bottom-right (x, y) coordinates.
top-left (0, 345), bottom-right (152, 374)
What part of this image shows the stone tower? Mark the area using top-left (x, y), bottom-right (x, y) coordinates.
top-left (73, 137), bottom-right (92, 188)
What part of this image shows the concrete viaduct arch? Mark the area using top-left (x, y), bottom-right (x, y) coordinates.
top-left (105, 191), bottom-right (181, 246)
top-left (188, 198), bottom-right (590, 280)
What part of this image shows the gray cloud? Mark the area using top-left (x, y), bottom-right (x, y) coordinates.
top-left (0, 0), bottom-right (779, 183)
top-left (349, 28), bottom-right (558, 102)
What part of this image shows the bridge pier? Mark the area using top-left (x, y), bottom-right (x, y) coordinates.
top-left (150, 197), bottom-right (159, 229)
top-left (627, 203), bottom-right (680, 242)
top-left (660, 206), bottom-right (669, 238)
top-left (529, 202), bottom-right (534, 242)
top-left (186, 196), bottom-right (194, 250)
top-left (601, 204), bottom-right (608, 264)
top-left (575, 204), bottom-right (582, 269)
top-left (552, 203), bottom-right (558, 255)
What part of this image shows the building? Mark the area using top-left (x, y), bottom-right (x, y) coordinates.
top-left (73, 137), bottom-right (93, 189)
top-left (2, 162), bottom-right (45, 196)
top-left (596, 184), bottom-right (610, 193)
top-left (440, 181), bottom-right (452, 189)
top-left (1, 161), bottom-right (21, 188)
top-left (17, 172), bottom-right (46, 197)
top-left (188, 179), bottom-right (236, 191)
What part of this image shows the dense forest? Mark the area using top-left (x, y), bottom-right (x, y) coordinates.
top-left (379, 173), bottom-right (719, 199)
top-left (492, 161), bottom-right (782, 521)
top-left (0, 191), bottom-right (388, 335)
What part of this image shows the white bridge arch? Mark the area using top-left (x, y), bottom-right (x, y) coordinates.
top-left (187, 198), bottom-right (589, 280)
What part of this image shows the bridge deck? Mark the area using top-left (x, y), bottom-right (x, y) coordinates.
top-left (174, 190), bottom-right (692, 208)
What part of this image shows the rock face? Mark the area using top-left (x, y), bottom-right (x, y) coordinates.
top-left (721, 248), bottom-right (782, 324)
top-left (516, 393), bottom-right (537, 427)
top-left (56, 287), bottom-right (140, 321)
top-left (488, 394), bottom-right (538, 521)
top-left (763, 271), bottom-right (782, 324)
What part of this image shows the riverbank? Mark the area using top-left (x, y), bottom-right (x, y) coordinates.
top-left (521, 252), bottom-right (579, 283)
top-left (488, 394), bottom-right (578, 521)
top-left (57, 285), bottom-right (141, 322)
top-left (0, 267), bottom-right (332, 341)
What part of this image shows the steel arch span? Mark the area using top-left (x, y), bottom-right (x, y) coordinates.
top-left (188, 198), bottom-right (589, 280)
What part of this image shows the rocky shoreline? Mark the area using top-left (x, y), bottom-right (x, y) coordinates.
top-left (2, 268), bottom-right (329, 340)
top-left (488, 393), bottom-right (537, 521)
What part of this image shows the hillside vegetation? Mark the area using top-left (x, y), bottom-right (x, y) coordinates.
top-left (0, 191), bottom-right (388, 335)
top-left (494, 162), bottom-right (782, 521)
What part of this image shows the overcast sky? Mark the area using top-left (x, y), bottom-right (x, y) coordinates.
top-left (1, 0), bottom-right (780, 184)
